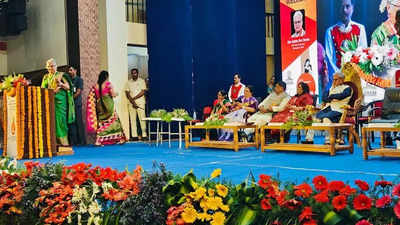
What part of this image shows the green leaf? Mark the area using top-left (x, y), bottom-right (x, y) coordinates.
top-left (323, 211), bottom-right (342, 225)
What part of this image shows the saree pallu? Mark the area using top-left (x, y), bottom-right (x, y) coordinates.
top-left (95, 95), bottom-right (126, 145)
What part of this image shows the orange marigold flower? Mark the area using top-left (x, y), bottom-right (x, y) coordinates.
top-left (312, 175), bottom-right (328, 191)
top-left (294, 183), bottom-right (313, 198)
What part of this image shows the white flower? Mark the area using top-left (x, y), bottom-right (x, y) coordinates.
top-left (79, 202), bottom-right (87, 214)
top-left (342, 51), bottom-right (354, 64)
top-left (91, 182), bottom-right (100, 198)
top-left (8, 158), bottom-right (17, 169)
top-left (88, 201), bottom-right (101, 215)
top-left (0, 158), bottom-right (7, 168)
top-left (371, 52), bottom-right (384, 66)
top-left (101, 182), bottom-right (113, 192)
top-left (93, 216), bottom-right (102, 225)
top-left (385, 47), bottom-right (399, 61)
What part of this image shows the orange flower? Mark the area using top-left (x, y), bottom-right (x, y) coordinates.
top-left (258, 174), bottom-right (272, 189)
top-left (339, 185), bottom-right (356, 196)
top-left (294, 183), bottom-right (313, 198)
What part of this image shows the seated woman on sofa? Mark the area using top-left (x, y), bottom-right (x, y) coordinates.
top-left (269, 82), bottom-right (313, 142)
top-left (218, 85), bottom-right (258, 141)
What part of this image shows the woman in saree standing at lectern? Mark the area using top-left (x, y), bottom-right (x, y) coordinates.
top-left (86, 71), bottom-right (126, 146)
top-left (41, 58), bottom-right (75, 146)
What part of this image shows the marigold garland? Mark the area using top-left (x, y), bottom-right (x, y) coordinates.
top-left (349, 62), bottom-right (391, 88)
top-left (32, 88), bottom-right (39, 158)
top-left (16, 86), bottom-right (23, 159)
top-left (28, 87), bottom-right (33, 159)
top-left (45, 89), bottom-right (52, 157)
top-left (2, 94), bottom-right (7, 157)
top-left (37, 87), bottom-right (44, 158)
top-left (19, 86), bottom-right (25, 159)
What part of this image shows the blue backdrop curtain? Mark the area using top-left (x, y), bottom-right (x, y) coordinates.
top-left (147, 0), bottom-right (266, 115)
top-left (146, 0), bottom-right (193, 111)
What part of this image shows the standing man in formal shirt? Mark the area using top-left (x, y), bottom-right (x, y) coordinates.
top-left (68, 66), bottom-right (86, 145)
top-left (228, 73), bottom-right (246, 102)
top-left (125, 68), bottom-right (148, 141)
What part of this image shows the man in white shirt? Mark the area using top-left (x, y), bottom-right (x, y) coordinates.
top-left (244, 81), bottom-right (290, 138)
top-left (303, 72), bottom-right (352, 144)
top-left (125, 68), bottom-right (148, 141)
top-left (291, 10), bottom-right (306, 38)
top-left (228, 73), bottom-right (246, 102)
top-left (325, 0), bottom-right (367, 89)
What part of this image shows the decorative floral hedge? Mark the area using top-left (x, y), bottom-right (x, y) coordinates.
top-left (0, 157), bottom-right (400, 225)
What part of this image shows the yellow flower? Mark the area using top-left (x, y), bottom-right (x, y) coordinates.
top-left (208, 188), bottom-right (215, 197)
top-left (211, 212), bottom-right (226, 225)
top-left (211, 169), bottom-right (222, 179)
top-left (206, 196), bottom-right (221, 211)
top-left (181, 206), bottom-right (197, 223)
top-left (220, 204), bottom-right (230, 212)
top-left (216, 184), bottom-right (228, 198)
top-left (197, 212), bottom-right (212, 222)
top-left (200, 197), bottom-right (209, 211)
top-left (193, 187), bottom-right (206, 201)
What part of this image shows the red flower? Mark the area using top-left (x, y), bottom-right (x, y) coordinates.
top-left (328, 181), bottom-right (345, 192)
top-left (258, 174), bottom-right (271, 189)
top-left (332, 195), bottom-right (347, 211)
top-left (376, 195), bottom-right (391, 208)
top-left (312, 176), bottom-right (328, 191)
top-left (303, 219), bottom-right (318, 225)
top-left (294, 183), bottom-right (313, 198)
top-left (339, 185), bottom-right (356, 196)
top-left (355, 180), bottom-right (370, 191)
top-left (395, 201), bottom-right (400, 219)
top-left (375, 180), bottom-right (392, 188)
top-left (283, 199), bottom-right (302, 210)
top-left (392, 184), bottom-right (400, 197)
top-left (275, 190), bottom-right (288, 206)
top-left (351, 55), bottom-right (360, 64)
top-left (299, 207), bottom-right (314, 222)
top-left (353, 194), bottom-right (372, 211)
top-left (260, 198), bottom-right (272, 210)
top-left (355, 220), bottom-right (373, 225)
top-left (314, 190), bottom-right (329, 203)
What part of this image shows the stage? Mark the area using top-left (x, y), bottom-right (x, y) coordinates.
top-left (13, 136), bottom-right (400, 185)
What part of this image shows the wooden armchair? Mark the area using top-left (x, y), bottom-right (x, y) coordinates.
top-left (339, 81), bottom-right (361, 146)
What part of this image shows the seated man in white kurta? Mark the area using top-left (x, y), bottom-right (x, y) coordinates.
top-left (304, 72), bottom-right (352, 144)
top-left (244, 81), bottom-right (290, 137)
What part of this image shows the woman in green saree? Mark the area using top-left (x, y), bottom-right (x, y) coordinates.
top-left (86, 71), bottom-right (126, 146)
top-left (41, 58), bottom-right (75, 146)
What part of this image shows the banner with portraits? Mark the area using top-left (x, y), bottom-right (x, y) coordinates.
top-left (280, 0), bottom-right (318, 98)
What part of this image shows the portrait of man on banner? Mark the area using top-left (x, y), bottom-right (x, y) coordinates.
top-left (291, 9), bottom-right (306, 38)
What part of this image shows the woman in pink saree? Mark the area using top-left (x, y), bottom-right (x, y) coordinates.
top-left (86, 71), bottom-right (126, 146)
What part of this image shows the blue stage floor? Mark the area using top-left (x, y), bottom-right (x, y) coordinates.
top-left (16, 137), bottom-right (400, 185)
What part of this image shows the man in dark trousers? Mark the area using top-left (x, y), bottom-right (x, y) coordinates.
top-left (68, 66), bottom-right (86, 145)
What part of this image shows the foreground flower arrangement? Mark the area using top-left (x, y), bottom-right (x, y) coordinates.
top-left (1, 157), bottom-right (400, 225)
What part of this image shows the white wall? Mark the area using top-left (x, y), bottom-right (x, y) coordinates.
top-left (99, 0), bottom-right (129, 136)
top-left (7, 0), bottom-right (67, 73)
